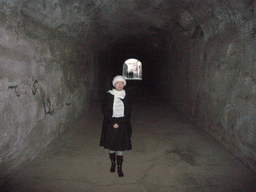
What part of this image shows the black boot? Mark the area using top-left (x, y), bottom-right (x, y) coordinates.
top-left (117, 155), bottom-right (124, 177)
top-left (109, 153), bottom-right (116, 173)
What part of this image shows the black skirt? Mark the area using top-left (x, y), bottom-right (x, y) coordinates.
top-left (100, 92), bottom-right (132, 151)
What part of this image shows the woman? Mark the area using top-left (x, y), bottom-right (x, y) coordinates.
top-left (100, 75), bottom-right (132, 177)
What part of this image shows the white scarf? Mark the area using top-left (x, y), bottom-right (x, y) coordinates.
top-left (108, 89), bottom-right (126, 118)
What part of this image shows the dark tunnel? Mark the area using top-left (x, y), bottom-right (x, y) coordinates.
top-left (97, 34), bottom-right (169, 97)
top-left (1, 0), bottom-right (256, 190)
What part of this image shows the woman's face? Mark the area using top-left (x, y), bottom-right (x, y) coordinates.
top-left (114, 81), bottom-right (124, 91)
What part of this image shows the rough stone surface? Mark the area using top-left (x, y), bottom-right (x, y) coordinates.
top-left (0, 0), bottom-right (256, 185)
top-left (153, 1), bottom-right (256, 173)
top-left (0, 1), bottom-right (96, 183)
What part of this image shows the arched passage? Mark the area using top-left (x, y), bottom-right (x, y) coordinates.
top-left (0, 1), bottom-right (256, 183)
top-left (123, 58), bottom-right (142, 80)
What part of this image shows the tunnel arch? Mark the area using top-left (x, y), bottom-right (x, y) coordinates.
top-left (97, 33), bottom-right (169, 91)
top-left (123, 58), bottom-right (142, 80)
top-left (1, 0), bottom-right (256, 182)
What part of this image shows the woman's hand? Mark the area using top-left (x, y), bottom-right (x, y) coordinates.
top-left (113, 123), bottom-right (119, 129)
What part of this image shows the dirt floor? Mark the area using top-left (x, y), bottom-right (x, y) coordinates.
top-left (2, 93), bottom-right (256, 192)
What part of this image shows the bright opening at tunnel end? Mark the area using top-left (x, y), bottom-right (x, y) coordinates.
top-left (123, 58), bottom-right (142, 80)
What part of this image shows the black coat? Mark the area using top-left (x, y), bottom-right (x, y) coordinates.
top-left (100, 92), bottom-right (132, 151)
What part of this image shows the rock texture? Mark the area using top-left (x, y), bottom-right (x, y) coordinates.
top-left (0, 0), bottom-right (97, 182)
top-left (0, 0), bottom-right (255, 184)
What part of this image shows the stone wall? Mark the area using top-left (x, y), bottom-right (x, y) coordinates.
top-left (198, 17), bottom-right (256, 173)
top-left (156, 2), bottom-right (256, 172)
top-left (0, 3), bottom-right (95, 182)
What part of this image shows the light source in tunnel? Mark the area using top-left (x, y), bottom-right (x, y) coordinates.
top-left (123, 58), bottom-right (142, 80)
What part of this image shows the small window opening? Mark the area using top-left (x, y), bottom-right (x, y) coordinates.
top-left (122, 58), bottom-right (142, 80)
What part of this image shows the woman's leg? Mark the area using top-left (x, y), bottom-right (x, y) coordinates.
top-left (109, 150), bottom-right (116, 172)
top-left (116, 151), bottom-right (124, 177)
